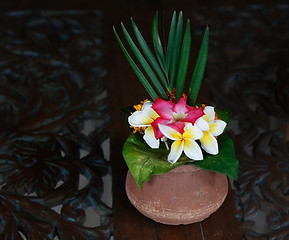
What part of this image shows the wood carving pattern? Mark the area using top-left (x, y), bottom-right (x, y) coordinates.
top-left (189, 4), bottom-right (289, 239)
top-left (0, 11), bottom-right (112, 239)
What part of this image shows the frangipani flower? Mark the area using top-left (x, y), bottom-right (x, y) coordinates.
top-left (196, 106), bottom-right (227, 155)
top-left (158, 123), bottom-right (204, 163)
top-left (151, 97), bottom-right (204, 139)
top-left (128, 101), bottom-right (160, 148)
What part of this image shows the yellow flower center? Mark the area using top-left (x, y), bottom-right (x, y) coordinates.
top-left (133, 99), bottom-right (149, 111)
top-left (172, 112), bottom-right (187, 121)
top-left (130, 99), bottom-right (150, 135)
top-left (131, 126), bottom-right (146, 134)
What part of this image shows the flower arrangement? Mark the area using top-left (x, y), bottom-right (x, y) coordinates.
top-left (113, 11), bottom-right (238, 189)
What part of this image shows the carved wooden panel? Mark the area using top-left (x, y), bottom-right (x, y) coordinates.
top-left (0, 10), bottom-right (112, 239)
top-left (188, 4), bottom-right (289, 239)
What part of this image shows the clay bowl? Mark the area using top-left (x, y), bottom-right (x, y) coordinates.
top-left (125, 164), bottom-right (228, 225)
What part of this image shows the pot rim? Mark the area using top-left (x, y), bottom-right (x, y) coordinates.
top-left (169, 164), bottom-right (201, 173)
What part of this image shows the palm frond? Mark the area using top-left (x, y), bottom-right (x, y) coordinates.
top-left (166, 11), bottom-right (177, 79)
top-left (113, 26), bottom-right (159, 100)
top-left (188, 26), bottom-right (209, 105)
top-left (152, 12), bottom-right (167, 79)
top-left (120, 23), bottom-right (168, 99)
top-left (131, 18), bottom-right (169, 91)
top-left (168, 12), bottom-right (183, 91)
top-left (175, 20), bottom-right (192, 100)
top-left (114, 12), bottom-right (209, 105)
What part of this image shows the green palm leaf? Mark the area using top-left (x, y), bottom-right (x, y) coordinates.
top-left (188, 26), bottom-right (209, 105)
top-left (175, 20), bottom-right (191, 100)
top-left (166, 11), bottom-right (177, 80)
top-left (168, 12), bottom-right (183, 91)
top-left (114, 12), bottom-right (209, 104)
top-left (113, 26), bottom-right (158, 100)
top-left (120, 22), bottom-right (168, 99)
top-left (152, 12), bottom-right (167, 79)
top-left (131, 18), bottom-right (169, 92)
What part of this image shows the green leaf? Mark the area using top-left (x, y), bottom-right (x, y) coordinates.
top-left (193, 134), bottom-right (239, 180)
top-left (113, 26), bottom-right (158, 100)
top-left (131, 18), bottom-right (169, 92)
top-left (123, 131), bottom-right (238, 189)
top-left (152, 12), bottom-right (167, 78)
top-left (120, 23), bottom-right (168, 99)
top-left (188, 26), bottom-right (209, 105)
top-left (166, 11), bottom-right (177, 80)
top-left (168, 12), bottom-right (183, 91)
top-left (122, 133), bottom-right (189, 189)
top-left (175, 20), bottom-right (191, 101)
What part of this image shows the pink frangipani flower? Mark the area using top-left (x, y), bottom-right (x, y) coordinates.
top-left (151, 97), bottom-right (204, 139)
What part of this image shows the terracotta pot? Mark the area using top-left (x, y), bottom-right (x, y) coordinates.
top-left (125, 164), bottom-right (228, 225)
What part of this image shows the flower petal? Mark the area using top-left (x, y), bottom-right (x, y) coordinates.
top-left (167, 121), bottom-right (185, 134)
top-left (152, 98), bottom-right (174, 119)
top-left (209, 120), bottom-right (227, 136)
top-left (168, 140), bottom-right (184, 163)
top-left (143, 126), bottom-right (159, 149)
top-left (200, 131), bottom-right (218, 155)
top-left (128, 111), bottom-right (153, 127)
top-left (184, 139), bottom-right (203, 160)
top-left (172, 97), bottom-right (188, 113)
top-left (183, 123), bottom-right (204, 140)
top-left (158, 124), bottom-right (182, 141)
top-left (196, 117), bottom-right (210, 131)
top-left (151, 118), bottom-right (170, 139)
top-left (182, 108), bottom-right (204, 124)
top-left (141, 100), bottom-right (153, 110)
top-left (203, 106), bottom-right (215, 122)
top-left (142, 101), bottom-right (159, 120)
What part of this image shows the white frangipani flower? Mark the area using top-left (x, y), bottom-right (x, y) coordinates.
top-left (158, 123), bottom-right (204, 163)
top-left (128, 101), bottom-right (160, 148)
top-left (196, 106), bottom-right (227, 155)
